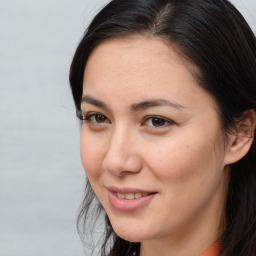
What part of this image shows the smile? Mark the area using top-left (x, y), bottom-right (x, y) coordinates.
top-left (107, 187), bottom-right (157, 212)
top-left (116, 192), bottom-right (150, 199)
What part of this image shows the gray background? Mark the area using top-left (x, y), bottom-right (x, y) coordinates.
top-left (0, 1), bottom-right (255, 255)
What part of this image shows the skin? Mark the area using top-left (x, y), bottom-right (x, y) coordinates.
top-left (79, 37), bottom-right (246, 256)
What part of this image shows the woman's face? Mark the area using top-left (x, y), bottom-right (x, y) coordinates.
top-left (80, 37), bottom-right (230, 244)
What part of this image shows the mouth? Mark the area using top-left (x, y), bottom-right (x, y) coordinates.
top-left (114, 192), bottom-right (154, 200)
top-left (107, 187), bottom-right (157, 212)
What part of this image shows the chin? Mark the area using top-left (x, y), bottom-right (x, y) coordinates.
top-left (114, 231), bottom-right (144, 243)
top-left (111, 222), bottom-right (152, 243)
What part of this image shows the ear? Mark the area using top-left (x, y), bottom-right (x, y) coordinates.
top-left (224, 109), bottom-right (256, 165)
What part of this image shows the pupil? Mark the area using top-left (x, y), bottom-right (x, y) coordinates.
top-left (152, 118), bottom-right (165, 126)
top-left (96, 114), bottom-right (106, 123)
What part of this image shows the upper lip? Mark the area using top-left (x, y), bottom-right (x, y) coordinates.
top-left (106, 186), bottom-right (157, 194)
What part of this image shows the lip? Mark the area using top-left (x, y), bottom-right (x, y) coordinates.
top-left (107, 186), bottom-right (156, 194)
top-left (107, 186), bottom-right (157, 212)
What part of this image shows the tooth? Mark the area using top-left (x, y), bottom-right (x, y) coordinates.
top-left (142, 193), bottom-right (149, 196)
top-left (125, 193), bottom-right (135, 200)
top-left (117, 193), bottom-right (125, 199)
top-left (135, 193), bottom-right (142, 198)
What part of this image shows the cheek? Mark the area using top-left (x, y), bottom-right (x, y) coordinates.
top-left (80, 133), bottom-right (108, 204)
top-left (143, 136), bottom-right (225, 224)
top-left (80, 129), bottom-right (106, 178)
top-left (144, 134), bottom-right (222, 183)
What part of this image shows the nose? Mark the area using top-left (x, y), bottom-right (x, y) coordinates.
top-left (102, 128), bottom-right (142, 176)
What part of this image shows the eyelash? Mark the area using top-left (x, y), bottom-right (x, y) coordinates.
top-left (79, 111), bottom-right (174, 128)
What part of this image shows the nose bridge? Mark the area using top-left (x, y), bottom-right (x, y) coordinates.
top-left (102, 124), bottom-right (141, 175)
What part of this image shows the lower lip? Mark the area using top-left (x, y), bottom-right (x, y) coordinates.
top-left (108, 191), bottom-right (156, 212)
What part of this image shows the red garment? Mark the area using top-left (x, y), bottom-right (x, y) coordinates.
top-left (200, 240), bottom-right (221, 256)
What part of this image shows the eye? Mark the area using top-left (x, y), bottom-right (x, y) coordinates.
top-left (84, 112), bottom-right (110, 124)
top-left (143, 116), bottom-right (174, 128)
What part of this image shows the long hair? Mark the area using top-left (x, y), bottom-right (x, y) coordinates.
top-left (69, 0), bottom-right (256, 255)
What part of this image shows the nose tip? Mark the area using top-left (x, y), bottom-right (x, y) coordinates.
top-left (102, 136), bottom-right (142, 176)
top-left (103, 154), bottom-right (142, 176)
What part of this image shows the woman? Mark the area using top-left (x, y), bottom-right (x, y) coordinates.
top-left (69, 0), bottom-right (256, 255)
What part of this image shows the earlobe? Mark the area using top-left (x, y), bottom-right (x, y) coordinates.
top-left (224, 109), bottom-right (256, 165)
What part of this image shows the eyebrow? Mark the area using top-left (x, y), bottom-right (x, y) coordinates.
top-left (81, 95), bottom-right (108, 110)
top-left (131, 99), bottom-right (185, 111)
top-left (81, 95), bottom-right (185, 111)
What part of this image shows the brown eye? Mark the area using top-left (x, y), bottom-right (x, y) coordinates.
top-left (84, 112), bottom-right (110, 124)
top-left (94, 114), bottom-right (107, 123)
top-left (151, 117), bottom-right (167, 127)
top-left (143, 116), bottom-right (173, 128)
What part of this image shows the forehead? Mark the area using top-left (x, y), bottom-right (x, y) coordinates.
top-left (84, 37), bottom-right (190, 84)
top-left (83, 37), bottom-right (217, 111)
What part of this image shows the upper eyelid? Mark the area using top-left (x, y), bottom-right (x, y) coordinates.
top-left (85, 111), bottom-right (103, 117)
top-left (144, 115), bottom-right (170, 120)
top-left (80, 105), bottom-right (109, 116)
top-left (76, 110), bottom-right (106, 121)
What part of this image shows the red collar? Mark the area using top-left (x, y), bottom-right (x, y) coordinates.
top-left (200, 240), bottom-right (221, 256)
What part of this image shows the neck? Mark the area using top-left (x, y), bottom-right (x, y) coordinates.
top-left (140, 235), bottom-right (220, 256)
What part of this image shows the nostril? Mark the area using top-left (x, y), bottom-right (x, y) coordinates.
top-left (102, 153), bottom-right (142, 176)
